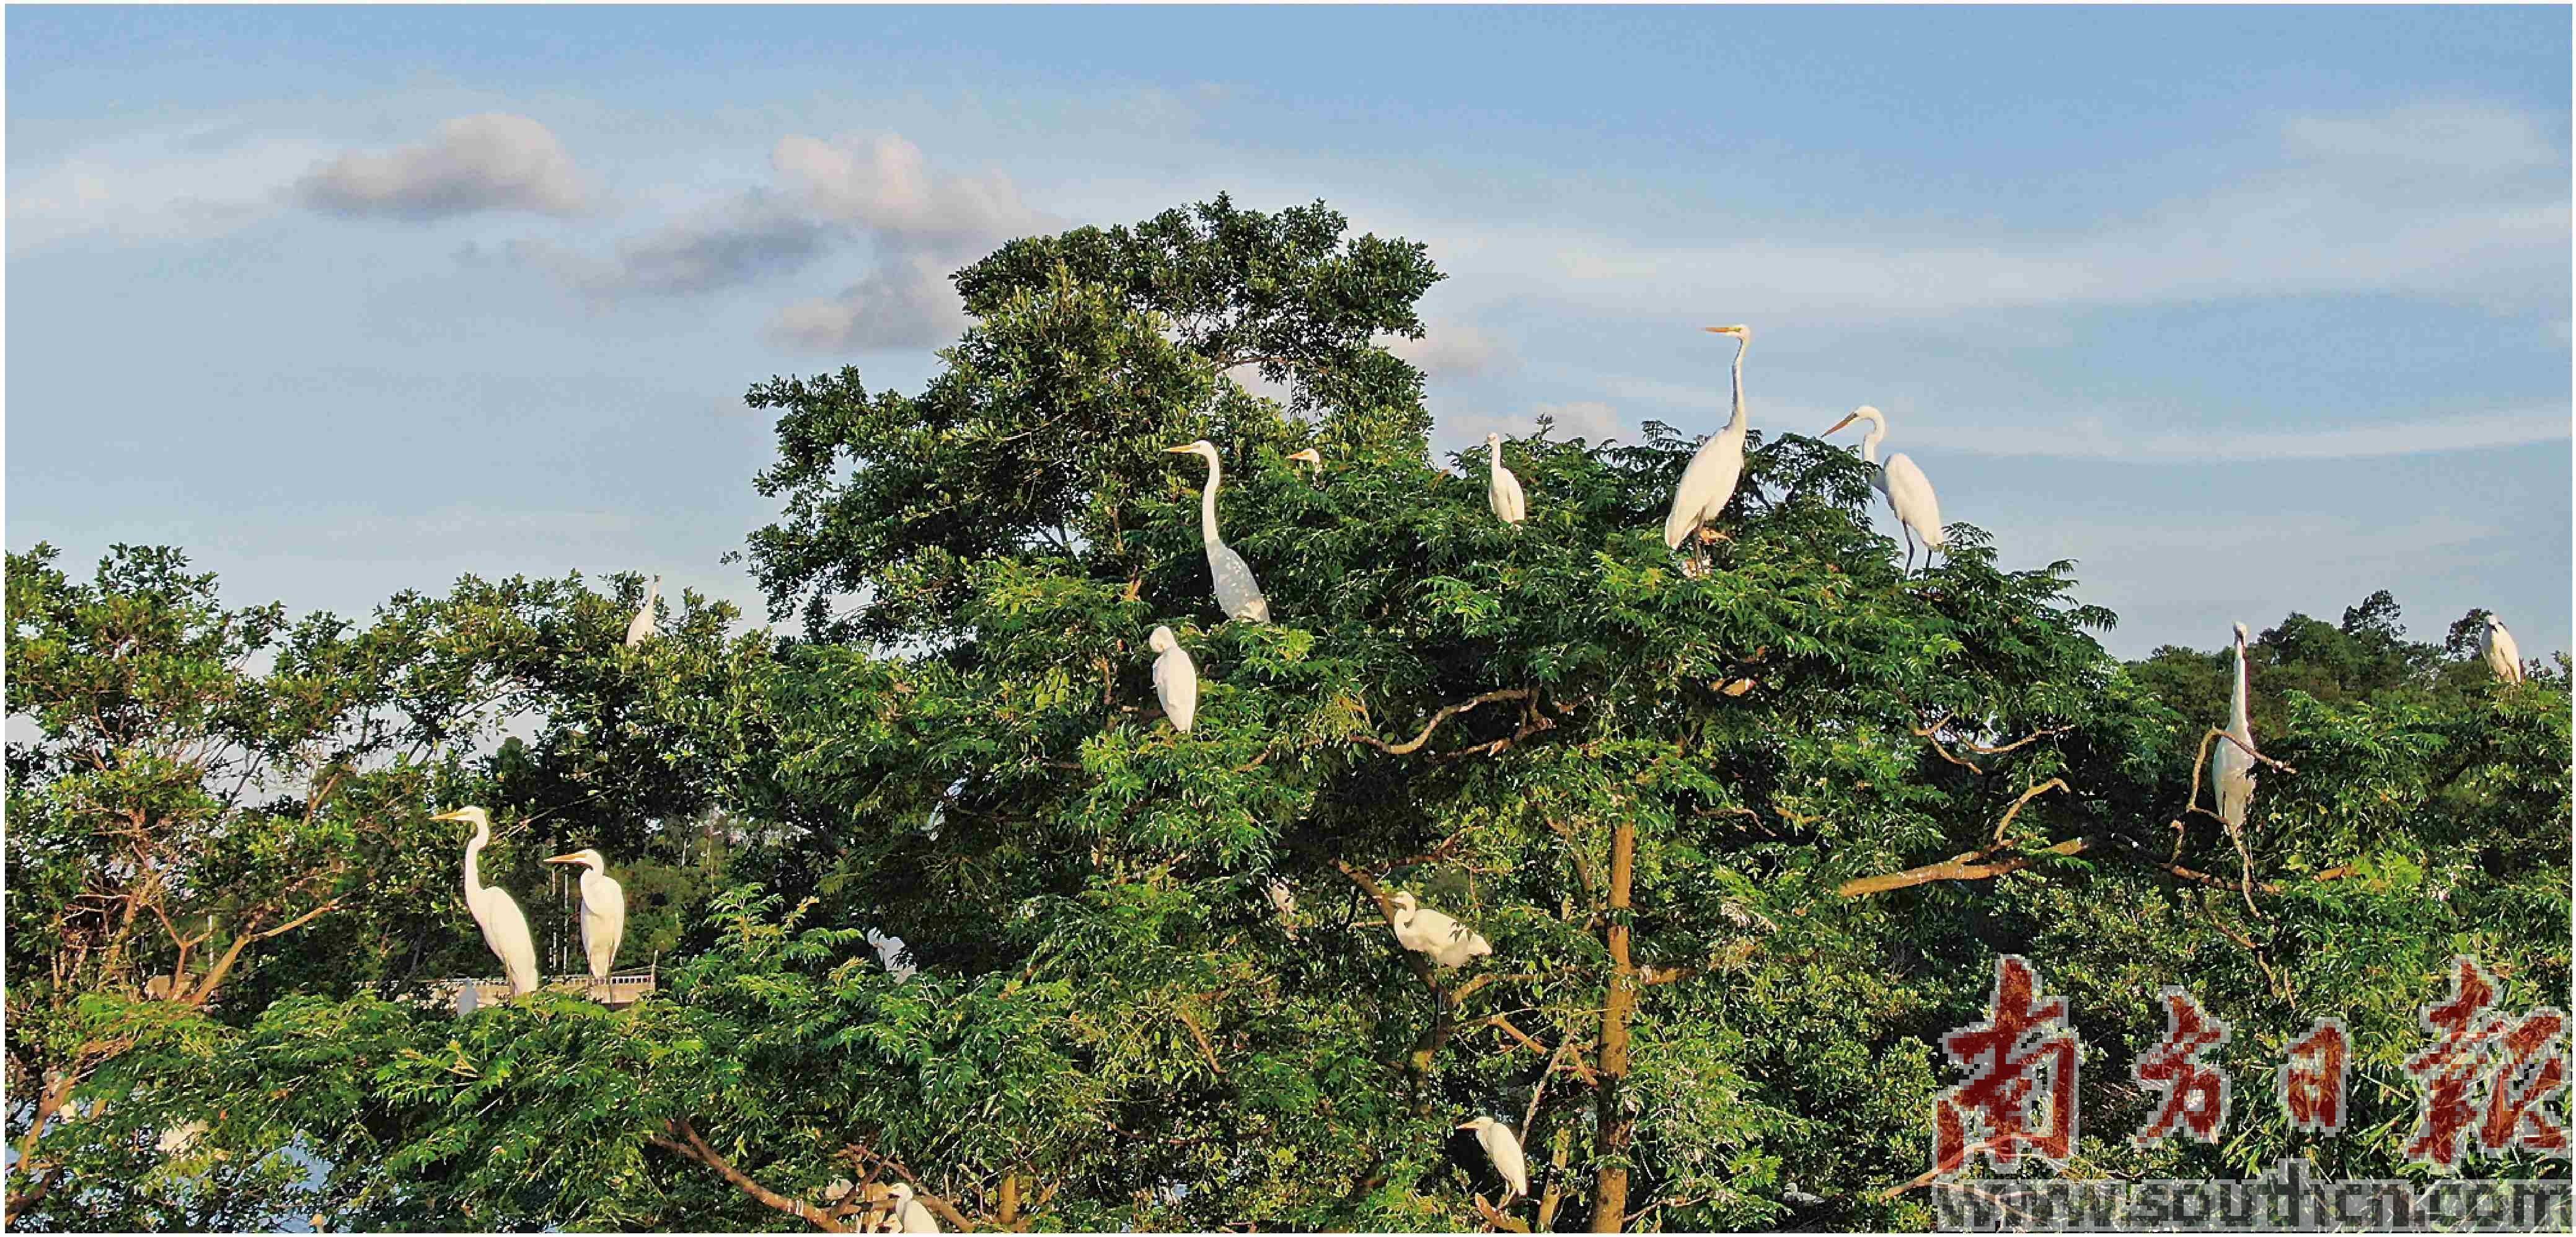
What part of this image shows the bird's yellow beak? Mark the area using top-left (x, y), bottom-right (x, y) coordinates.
top-left (1456, 1120), bottom-right (1480, 1131)
top-left (544, 853), bottom-right (583, 864)
top-left (1703, 324), bottom-right (1747, 335)
top-left (1163, 444), bottom-right (1196, 454)
top-left (431, 809), bottom-right (472, 822)
top-left (1823, 414), bottom-right (1858, 436)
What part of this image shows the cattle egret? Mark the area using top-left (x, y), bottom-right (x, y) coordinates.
top-left (2482, 613), bottom-right (2524, 684)
top-left (1267, 877), bottom-right (1299, 940)
top-left (1288, 448), bottom-right (1323, 478)
top-left (2213, 623), bottom-right (2257, 835)
top-left (867, 928), bottom-right (917, 980)
top-left (625, 576), bottom-right (660, 648)
top-left (1388, 891), bottom-right (1491, 968)
top-left (1458, 1116), bottom-right (1529, 1200)
top-left (435, 807), bottom-right (539, 996)
top-left (1824, 406), bottom-right (1946, 573)
top-left (1149, 625), bottom-right (1199, 734)
top-left (1485, 433), bottom-right (1527, 526)
top-left (1164, 440), bottom-right (1271, 623)
top-left (1663, 326), bottom-right (1753, 556)
top-left (887, 1184), bottom-right (940, 1233)
top-left (544, 848), bottom-right (626, 982)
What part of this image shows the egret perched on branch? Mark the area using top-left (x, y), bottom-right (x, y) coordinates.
top-left (625, 575), bottom-right (660, 648)
top-left (1824, 406), bottom-right (1947, 574)
top-left (1165, 440), bottom-right (1271, 623)
top-left (435, 807), bottom-right (538, 996)
top-left (1484, 433), bottom-right (1526, 526)
top-left (1457, 1115), bottom-right (1529, 1202)
top-left (544, 848), bottom-right (626, 982)
top-left (886, 1184), bottom-right (940, 1233)
top-left (1388, 891), bottom-right (1491, 968)
top-left (1664, 326), bottom-right (1753, 561)
top-left (1149, 624), bottom-right (1198, 734)
top-left (2481, 613), bottom-right (2524, 684)
top-left (2213, 623), bottom-right (2257, 834)
top-left (1288, 448), bottom-right (1323, 479)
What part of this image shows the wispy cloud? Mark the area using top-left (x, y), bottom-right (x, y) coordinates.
top-left (1939, 406), bottom-right (2572, 462)
top-left (493, 192), bottom-right (828, 299)
top-left (299, 113), bottom-right (593, 220)
top-left (7, 126), bottom-right (330, 251)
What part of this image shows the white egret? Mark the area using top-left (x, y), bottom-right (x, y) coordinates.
top-left (1149, 624), bottom-right (1199, 734)
top-left (624, 575), bottom-right (660, 648)
top-left (1485, 433), bottom-right (1526, 526)
top-left (867, 928), bottom-right (917, 980)
top-left (435, 807), bottom-right (539, 996)
top-left (2213, 623), bottom-right (2257, 834)
top-left (886, 1184), bottom-right (940, 1233)
top-left (1164, 440), bottom-right (1271, 623)
top-left (1267, 877), bottom-right (1299, 941)
top-left (1824, 406), bottom-right (1947, 573)
top-left (1388, 891), bottom-right (1491, 968)
top-left (1288, 448), bottom-right (1323, 479)
top-left (544, 848), bottom-right (626, 982)
top-left (1457, 1115), bottom-right (1529, 1201)
top-left (1662, 325), bottom-right (1753, 557)
top-left (2482, 613), bottom-right (2524, 684)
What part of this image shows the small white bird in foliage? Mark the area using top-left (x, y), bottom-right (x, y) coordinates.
top-left (2481, 613), bottom-right (2523, 685)
top-left (436, 807), bottom-right (539, 996)
top-left (1824, 406), bottom-right (1946, 573)
top-left (544, 848), bottom-right (626, 982)
top-left (1165, 440), bottom-right (1271, 623)
top-left (1458, 1115), bottom-right (1529, 1201)
top-left (1149, 625), bottom-right (1198, 734)
top-left (886, 1184), bottom-right (940, 1233)
top-left (1484, 433), bottom-right (1527, 526)
top-left (1662, 325), bottom-right (1753, 555)
top-left (1267, 877), bottom-right (1299, 940)
top-left (624, 575), bottom-right (660, 648)
top-left (1388, 891), bottom-right (1491, 968)
top-left (867, 928), bottom-right (917, 980)
top-left (1288, 448), bottom-right (1324, 479)
top-left (2213, 623), bottom-right (2257, 833)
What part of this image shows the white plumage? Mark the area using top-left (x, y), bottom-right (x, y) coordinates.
top-left (1165, 441), bottom-right (1271, 623)
top-left (1388, 891), bottom-right (1491, 968)
top-left (866, 928), bottom-right (917, 980)
top-left (1458, 1115), bottom-right (1529, 1200)
top-left (1825, 406), bottom-right (1947, 572)
top-left (437, 807), bottom-right (539, 996)
top-left (886, 1184), bottom-right (940, 1233)
top-left (2482, 613), bottom-right (2523, 684)
top-left (1662, 326), bottom-right (1753, 552)
top-left (1288, 448), bottom-right (1323, 479)
top-left (1485, 433), bottom-right (1526, 526)
top-left (544, 848), bottom-right (625, 982)
top-left (2213, 623), bottom-right (2257, 834)
top-left (1266, 877), bottom-right (1299, 940)
top-left (1149, 625), bottom-right (1198, 734)
top-left (624, 575), bottom-right (660, 648)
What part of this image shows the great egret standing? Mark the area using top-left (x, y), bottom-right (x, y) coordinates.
top-left (624, 576), bottom-right (659, 648)
top-left (886, 1184), bottom-right (940, 1233)
top-left (1164, 441), bottom-right (1271, 623)
top-left (2212, 623), bottom-right (2257, 835)
top-left (2482, 613), bottom-right (2524, 684)
top-left (435, 807), bottom-right (539, 996)
top-left (1663, 326), bottom-right (1753, 562)
top-left (1485, 433), bottom-right (1526, 526)
top-left (1149, 624), bottom-right (1198, 734)
top-left (544, 848), bottom-right (626, 982)
top-left (1457, 1115), bottom-right (1529, 1202)
top-left (1388, 891), bottom-right (1491, 968)
top-left (1824, 406), bottom-right (1947, 574)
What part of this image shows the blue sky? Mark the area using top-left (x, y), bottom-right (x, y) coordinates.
top-left (9, 6), bottom-right (2569, 659)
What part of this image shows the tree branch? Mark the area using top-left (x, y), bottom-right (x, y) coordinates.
top-left (1352, 689), bottom-right (1531, 756)
top-left (650, 1117), bottom-right (847, 1232)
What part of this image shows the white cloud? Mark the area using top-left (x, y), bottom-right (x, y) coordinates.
top-left (7, 128), bottom-right (330, 251)
top-left (299, 113), bottom-right (593, 219)
top-left (500, 192), bottom-right (827, 299)
top-left (771, 133), bottom-right (1044, 243)
top-left (767, 252), bottom-right (971, 352)
top-left (1939, 406), bottom-right (2572, 462)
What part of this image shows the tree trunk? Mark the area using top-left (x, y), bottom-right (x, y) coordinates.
top-left (999, 1173), bottom-right (1020, 1230)
top-left (1591, 821), bottom-right (1637, 1233)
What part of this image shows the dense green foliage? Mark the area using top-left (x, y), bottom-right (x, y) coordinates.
top-left (8, 197), bottom-right (2567, 1232)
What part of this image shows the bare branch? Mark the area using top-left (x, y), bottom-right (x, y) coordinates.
top-left (650, 1117), bottom-right (846, 1232)
top-left (1351, 689), bottom-right (1532, 756)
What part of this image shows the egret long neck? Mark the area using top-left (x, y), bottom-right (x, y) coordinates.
top-left (1723, 337), bottom-right (1749, 436)
top-left (2227, 641), bottom-right (2252, 739)
top-left (1489, 438), bottom-right (1503, 471)
top-left (1860, 422), bottom-right (1885, 466)
top-left (464, 820), bottom-right (489, 894)
top-left (1198, 454), bottom-right (1224, 546)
